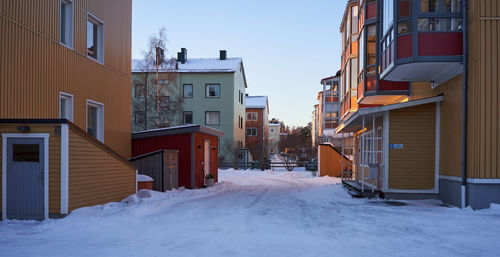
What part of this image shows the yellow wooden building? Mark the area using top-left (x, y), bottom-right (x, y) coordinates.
top-left (334, 0), bottom-right (499, 209)
top-left (0, 0), bottom-right (136, 220)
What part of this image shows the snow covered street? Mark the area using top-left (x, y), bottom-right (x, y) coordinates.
top-left (1, 169), bottom-right (500, 257)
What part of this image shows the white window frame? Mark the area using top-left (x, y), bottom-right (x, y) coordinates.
top-left (86, 12), bottom-right (104, 63)
top-left (86, 99), bottom-right (104, 142)
top-left (246, 112), bottom-right (258, 121)
top-left (183, 84), bottom-right (193, 98)
top-left (60, 0), bottom-right (74, 48)
top-left (59, 92), bottom-right (74, 122)
top-left (205, 111), bottom-right (220, 125)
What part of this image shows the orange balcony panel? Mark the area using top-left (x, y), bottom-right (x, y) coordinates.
top-left (351, 41), bottom-right (358, 55)
top-left (357, 80), bottom-right (364, 100)
top-left (350, 95), bottom-right (358, 110)
top-left (366, 76), bottom-right (376, 92)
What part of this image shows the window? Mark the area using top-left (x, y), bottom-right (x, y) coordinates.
top-left (184, 111), bottom-right (193, 124)
top-left (59, 92), bottom-right (73, 121)
top-left (60, 0), bottom-right (73, 47)
top-left (159, 96), bottom-right (170, 110)
top-left (383, 0), bottom-right (394, 34)
top-left (205, 111), bottom-right (220, 125)
top-left (246, 128), bottom-right (257, 136)
top-left (270, 128), bottom-right (274, 133)
top-left (135, 84), bottom-right (146, 98)
top-left (135, 111), bottom-right (145, 125)
top-left (418, 18), bottom-right (462, 31)
top-left (443, 0), bottom-right (461, 13)
top-left (183, 84), bottom-right (193, 98)
top-left (351, 6), bottom-right (358, 35)
top-left (398, 20), bottom-right (412, 34)
top-left (421, 0), bottom-right (439, 12)
top-left (87, 100), bottom-right (104, 142)
top-left (246, 112), bottom-right (257, 121)
top-left (205, 84), bottom-right (220, 98)
top-left (13, 144), bottom-right (40, 162)
top-left (351, 58), bottom-right (358, 89)
top-left (87, 13), bottom-right (103, 62)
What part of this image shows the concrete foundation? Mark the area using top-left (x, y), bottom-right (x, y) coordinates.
top-left (439, 178), bottom-right (500, 209)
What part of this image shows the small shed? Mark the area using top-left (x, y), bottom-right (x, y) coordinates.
top-left (318, 143), bottom-right (352, 177)
top-left (129, 149), bottom-right (179, 192)
top-left (131, 124), bottom-right (224, 189)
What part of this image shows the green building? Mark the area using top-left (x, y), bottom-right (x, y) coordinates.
top-left (131, 49), bottom-right (247, 161)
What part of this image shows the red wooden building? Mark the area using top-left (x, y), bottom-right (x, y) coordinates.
top-left (131, 125), bottom-right (223, 189)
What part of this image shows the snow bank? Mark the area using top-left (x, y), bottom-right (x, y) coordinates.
top-left (137, 174), bottom-right (153, 182)
top-left (1, 169), bottom-right (499, 257)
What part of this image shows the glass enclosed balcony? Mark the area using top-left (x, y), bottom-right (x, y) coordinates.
top-left (356, 0), bottom-right (410, 105)
top-left (379, 0), bottom-right (463, 85)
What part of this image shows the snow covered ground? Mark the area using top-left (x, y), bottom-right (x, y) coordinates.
top-left (1, 169), bottom-right (500, 257)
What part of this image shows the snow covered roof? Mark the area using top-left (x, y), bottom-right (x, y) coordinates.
top-left (269, 123), bottom-right (280, 127)
top-left (137, 174), bottom-right (153, 182)
top-left (132, 124), bottom-right (224, 139)
top-left (246, 96), bottom-right (268, 109)
top-left (131, 58), bottom-right (242, 73)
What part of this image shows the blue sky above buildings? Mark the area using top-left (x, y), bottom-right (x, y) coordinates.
top-left (132, 0), bottom-right (345, 127)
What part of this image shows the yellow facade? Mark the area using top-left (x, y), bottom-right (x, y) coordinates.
top-left (0, 0), bottom-right (132, 157)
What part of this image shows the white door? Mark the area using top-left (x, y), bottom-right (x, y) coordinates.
top-left (204, 140), bottom-right (210, 177)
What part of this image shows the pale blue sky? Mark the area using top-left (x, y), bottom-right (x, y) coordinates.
top-left (132, 0), bottom-right (345, 127)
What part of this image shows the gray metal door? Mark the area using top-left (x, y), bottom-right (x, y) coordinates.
top-left (6, 138), bottom-right (45, 220)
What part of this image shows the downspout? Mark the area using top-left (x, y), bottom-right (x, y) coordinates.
top-left (461, 0), bottom-right (468, 209)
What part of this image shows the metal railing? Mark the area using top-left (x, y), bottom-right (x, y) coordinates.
top-left (219, 160), bottom-right (318, 171)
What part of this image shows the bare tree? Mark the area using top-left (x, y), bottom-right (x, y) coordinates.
top-left (132, 27), bottom-right (183, 130)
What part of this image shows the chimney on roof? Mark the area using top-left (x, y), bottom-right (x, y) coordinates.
top-left (219, 50), bottom-right (227, 60)
top-left (177, 48), bottom-right (187, 64)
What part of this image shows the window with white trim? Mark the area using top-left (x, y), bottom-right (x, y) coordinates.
top-left (60, 0), bottom-right (74, 47)
top-left (59, 92), bottom-right (73, 122)
top-left (205, 111), bottom-right (220, 125)
top-left (87, 13), bottom-right (104, 62)
top-left (246, 112), bottom-right (257, 121)
top-left (87, 100), bottom-right (104, 142)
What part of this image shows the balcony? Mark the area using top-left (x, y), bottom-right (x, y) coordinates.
top-left (379, 0), bottom-right (463, 85)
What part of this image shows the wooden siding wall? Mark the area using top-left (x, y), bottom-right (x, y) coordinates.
top-left (0, 0), bottom-right (132, 158)
top-left (389, 104), bottom-right (436, 190)
top-left (432, 75), bottom-right (463, 177)
top-left (318, 144), bottom-right (350, 177)
top-left (0, 124), bottom-right (61, 214)
top-left (68, 128), bottom-right (135, 211)
top-left (467, 0), bottom-right (500, 179)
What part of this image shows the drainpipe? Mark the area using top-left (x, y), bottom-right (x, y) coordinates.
top-left (461, 0), bottom-right (468, 209)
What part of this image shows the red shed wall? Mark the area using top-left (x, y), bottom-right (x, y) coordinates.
top-left (131, 133), bottom-right (192, 188)
top-left (193, 132), bottom-right (219, 188)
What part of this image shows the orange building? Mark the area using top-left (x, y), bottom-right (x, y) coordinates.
top-left (0, 0), bottom-right (136, 220)
top-left (245, 96), bottom-right (269, 160)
